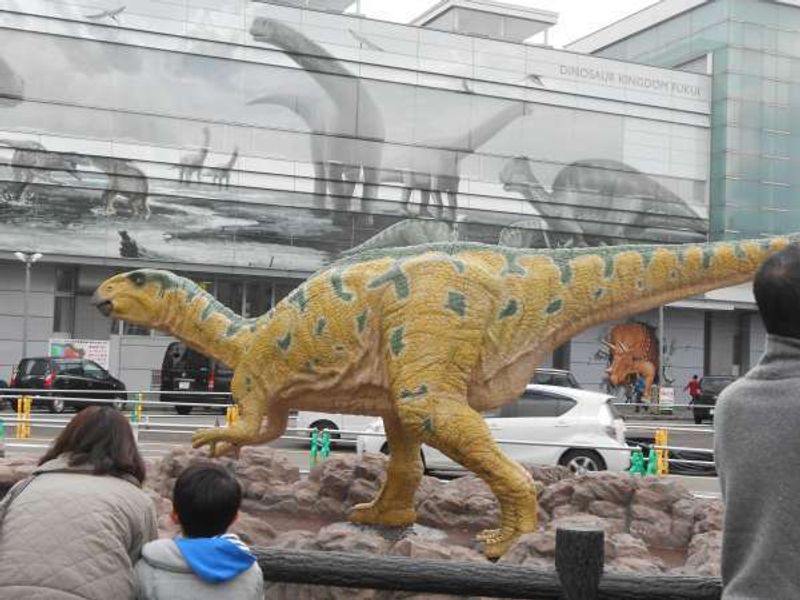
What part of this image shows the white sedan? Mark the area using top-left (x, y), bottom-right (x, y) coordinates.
top-left (356, 384), bottom-right (630, 473)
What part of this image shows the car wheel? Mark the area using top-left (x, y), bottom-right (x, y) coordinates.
top-left (694, 412), bottom-right (703, 425)
top-left (49, 397), bottom-right (65, 414)
top-left (380, 442), bottom-right (428, 473)
top-left (559, 449), bottom-right (606, 473)
top-left (175, 404), bottom-right (192, 415)
top-left (113, 396), bottom-right (127, 411)
top-left (310, 420), bottom-right (341, 440)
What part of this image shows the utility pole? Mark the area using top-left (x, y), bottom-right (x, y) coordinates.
top-left (14, 251), bottom-right (43, 359)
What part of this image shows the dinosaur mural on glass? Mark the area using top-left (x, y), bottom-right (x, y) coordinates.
top-left (250, 18), bottom-right (385, 209)
top-left (0, 56), bottom-right (24, 107)
top-left (499, 156), bottom-right (707, 247)
top-left (203, 147), bottom-right (239, 188)
top-left (85, 156), bottom-right (150, 219)
top-left (0, 140), bottom-right (82, 203)
top-left (94, 235), bottom-right (798, 558)
top-left (175, 127), bottom-right (210, 184)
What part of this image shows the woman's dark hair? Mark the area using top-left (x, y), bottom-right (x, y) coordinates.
top-left (173, 463), bottom-right (242, 538)
top-left (754, 245), bottom-right (800, 340)
top-left (38, 406), bottom-right (146, 484)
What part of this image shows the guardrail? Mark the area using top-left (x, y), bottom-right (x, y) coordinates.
top-left (252, 527), bottom-right (722, 600)
top-left (0, 389), bottom-right (715, 468)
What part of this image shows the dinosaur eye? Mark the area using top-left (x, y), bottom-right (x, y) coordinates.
top-left (128, 272), bottom-right (147, 287)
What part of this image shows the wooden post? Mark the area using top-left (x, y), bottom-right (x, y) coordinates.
top-left (555, 526), bottom-right (604, 600)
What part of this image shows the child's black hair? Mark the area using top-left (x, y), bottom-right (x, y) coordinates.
top-left (173, 463), bottom-right (242, 538)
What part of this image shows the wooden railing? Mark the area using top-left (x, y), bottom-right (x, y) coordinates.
top-left (254, 526), bottom-right (722, 600)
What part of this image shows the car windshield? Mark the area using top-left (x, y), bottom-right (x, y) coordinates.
top-left (532, 371), bottom-right (579, 388)
top-left (702, 377), bottom-right (734, 393)
top-left (19, 359), bottom-right (48, 376)
top-left (56, 361), bottom-right (84, 375)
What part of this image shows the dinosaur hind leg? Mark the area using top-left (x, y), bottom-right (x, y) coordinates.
top-left (349, 414), bottom-right (422, 527)
top-left (404, 396), bottom-right (538, 558)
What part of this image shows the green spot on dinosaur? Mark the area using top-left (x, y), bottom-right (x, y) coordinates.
top-left (448, 258), bottom-right (466, 273)
top-left (356, 310), bottom-right (368, 334)
top-left (546, 298), bottom-right (563, 315)
top-left (200, 299), bottom-right (220, 321)
top-left (500, 250), bottom-right (526, 277)
top-left (303, 360), bottom-right (316, 374)
top-left (368, 263), bottom-right (410, 300)
top-left (603, 254), bottom-right (615, 279)
top-left (559, 261), bottom-right (572, 285)
top-left (330, 273), bottom-right (354, 302)
top-left (422, 415), bottom-right (435, 434)
top-left (640, 248), bottom-right (656, 268)
top-left (593, 288), bottom-right (605, 300)
top-left (314, 318), bottom-right (327, 336)
top-left (499, 299), bottom-right (519, 320)
top-left (400, 384), bottom-right (429, 400)
top-left (445, 291), bottom-right (466, 317)
top-left (277, 331), bottom-right (292, 352)
top-left (389, 327), bottom-right (405, 356)
top-left (702, 247), bottom-right (715, 270)
top-left (288, 287), bottom-right (309, 313)
top-left (733, 243), bottom-right (747, 260)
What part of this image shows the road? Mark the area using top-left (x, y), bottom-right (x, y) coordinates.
top-left (0, 407), bottom-right (719, 497)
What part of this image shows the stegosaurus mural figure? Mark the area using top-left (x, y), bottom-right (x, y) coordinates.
top-left (93, 235), bottom-right (796, 557)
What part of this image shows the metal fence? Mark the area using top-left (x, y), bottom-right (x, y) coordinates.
top-left (0, 389), bottom-right (715, 469)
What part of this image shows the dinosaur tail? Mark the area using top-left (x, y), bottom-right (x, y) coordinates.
top-left (548, 234), bottom-right (800, 344)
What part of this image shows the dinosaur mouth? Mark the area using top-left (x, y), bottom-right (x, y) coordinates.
top-left (93, 297), bottom-right (113, 317)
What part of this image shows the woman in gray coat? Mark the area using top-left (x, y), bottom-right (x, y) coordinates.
top-left (0, 406), bottom-right (158, 600)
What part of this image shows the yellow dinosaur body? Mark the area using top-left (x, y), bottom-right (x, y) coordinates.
top-left (93, 236), bottom-right (796, 557)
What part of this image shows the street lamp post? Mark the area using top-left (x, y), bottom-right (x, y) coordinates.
top-left (14, 251), bottom-right (43, 359)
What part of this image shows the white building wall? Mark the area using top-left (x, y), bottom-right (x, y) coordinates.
top-left (0, 260), bottom-right (55, 378)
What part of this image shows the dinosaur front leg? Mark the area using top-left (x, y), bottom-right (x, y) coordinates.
top-left (191, 372), bottom-right (271, 457)
top-left (205, 406), bottom-right (289, 458)
top-left (349, 413), bottom-right (422, 527)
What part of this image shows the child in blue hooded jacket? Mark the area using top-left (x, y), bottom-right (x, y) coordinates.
top-left (134, 463), bottom-right (263, 600)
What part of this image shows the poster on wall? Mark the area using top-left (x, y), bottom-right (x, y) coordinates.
top-left (49, 339), bottom-right (110, 369)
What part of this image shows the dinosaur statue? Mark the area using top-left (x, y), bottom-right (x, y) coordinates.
top-left (0, 56), bottom-right (24, 107)
top-left (499, 156), bottom-right (707, 247)
top-left (175, 127), bottom-right (210, 184)
top-left (250, 18), bottom-right (385, 208)
top-left (204, 147), bottom-right (239, 188)
top-left (92, 234), bottom-right (798, 558)
top-left (85, 156), bottom-right (150, 219)
top-left (603, 322), bottom-right (659, 400)
top-left (0, 140), bottom-right (81, 202)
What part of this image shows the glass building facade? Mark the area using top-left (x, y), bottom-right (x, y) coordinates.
top-left (572, 0), bottom-right (800, 241)
top-left (0, 0), bottom-right (715, 390)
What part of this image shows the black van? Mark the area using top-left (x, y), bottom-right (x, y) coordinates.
top-left (160, 342), bottom-right (232, 414)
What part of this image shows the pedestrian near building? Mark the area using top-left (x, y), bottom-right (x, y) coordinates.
top-left (684, 374), bottom-right (701, 403)
top-left (0, 406), bottom-right (158, 600)
top-left (633, 374), bottom-right (646, 413)
top-left (715, 244), bottom-right (800, 598)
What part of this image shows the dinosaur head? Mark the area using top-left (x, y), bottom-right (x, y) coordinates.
top-left (92, 269), bottom-right (182, 328)
top-left (250, 17), bottom-right (278, 44)
top-left (499, 156), bottom-right (537, 193)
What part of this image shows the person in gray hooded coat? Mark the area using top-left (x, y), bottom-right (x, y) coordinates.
top-left (134, 463), bottom-right (263, 600)
top-left (715, 244), bottom-right (800, 598)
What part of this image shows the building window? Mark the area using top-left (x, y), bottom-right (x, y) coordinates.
top-left (53, 267), bottom-right (76, 334)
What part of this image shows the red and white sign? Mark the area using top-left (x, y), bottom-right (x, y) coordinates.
top-left (49, 339), bottom-right (111, 370)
